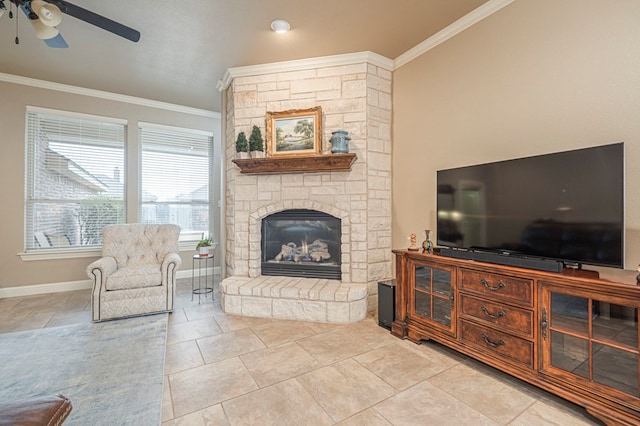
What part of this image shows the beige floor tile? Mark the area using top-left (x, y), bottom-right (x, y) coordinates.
top-left (343, 318), bottom-right (398, 349)
top-left (511, 400), bottom-right (603, 425)
top-left (212, 313), bottom-right (274, 333)
top-left (374, 380), bottom-right (497, 425)
top-left (167, 316), bottom-right (223, 345)
top-left (480, 362), bottom-right (602, 423)
top-left (14, 292), bottom-right (80, 314)
top-left (0, 313), bottom-right (54, 333)
top-left (0, 309), bottom-right (34, 322)
top-left (182, 300), bottom-right (222, 322)
top-left (168, 309), bottom-right (188, 325)
top-left (61, 290), bottom-right (92, 311)
top-left (297, 358), bottom-right (396, 422)
top-left (1, 287), bottom-right (609, 425)
top-left (222, 379), bottom-right (333, 426)
top-left (162, 376), bottom-right (174, 422)
top-left (169, 357), bottom-right (258, 417)
top-left (165, 340), bottom-right (205, 375)
top-left (297, 328), bottom-right (373, 365)
top-left (162, 404), bottom-right (229, 425)
top-left (400, 338), bottom-right (469, 366)
top-left (336, 408), bottom-right (393, 426)
top-left (429, 363), bottom-right (536, 424)
top-left (240, 341), bottom-right (320, 387)
top-left (0, 296), bottom-right (24, 312)
top-left (354, 342), bottom-right (452, 391)
top-left (303, 321), bottom-right (348, 334)
top-left (251, 320), bottom-right (317, 347)
top-left (45, 310), bottom-right (92, 328)
top-left (197, 327), bottom-right (266, 364)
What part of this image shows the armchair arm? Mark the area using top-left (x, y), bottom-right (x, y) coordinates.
top-left (161, 252), bottom-right (182, 268)
top-left (86, 256), bottom-right (118, 283)
top-left (161, 252), bottom-right (182, 285)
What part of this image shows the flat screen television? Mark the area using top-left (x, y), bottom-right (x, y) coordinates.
top-left (436, 142), bottom-right (624, 270)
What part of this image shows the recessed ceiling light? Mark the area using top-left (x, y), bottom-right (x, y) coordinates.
top-left (270, 19), bottom-right (291, 33)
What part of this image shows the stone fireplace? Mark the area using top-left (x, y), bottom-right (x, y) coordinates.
top-left (261, 209), bottom-right (341, 280)
top-left (221, 52), bottom-right (393, 318)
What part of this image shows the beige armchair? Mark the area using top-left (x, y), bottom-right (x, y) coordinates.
top-left (86, 223), bottom-right (182, 322)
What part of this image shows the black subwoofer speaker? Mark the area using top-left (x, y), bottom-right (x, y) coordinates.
top-left (378, 279), bottom-right (396, 330)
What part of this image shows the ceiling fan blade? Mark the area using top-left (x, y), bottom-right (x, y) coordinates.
top-left (45, 0), bottom-right (140, 42)
top-left (44, 32), bottom-right (68, 47)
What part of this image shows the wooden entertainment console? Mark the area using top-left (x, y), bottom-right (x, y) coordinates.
top-left (392, 249), bottom-right (640, 425)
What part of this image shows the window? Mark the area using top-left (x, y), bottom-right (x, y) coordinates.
top-left (139, 123), bottom-right (213, 243)
top-left (25, 107), bottom-right (126, 251)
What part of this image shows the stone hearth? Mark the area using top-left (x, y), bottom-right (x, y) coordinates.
top-left (221, 53), bottom-right (393, 321)
top-left (221, 276), bottom-right (367, 323)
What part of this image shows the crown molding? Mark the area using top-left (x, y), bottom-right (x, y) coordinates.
top-left (0, 72), bottom-right (220, 119)
top-left (394, 0), bottom-right (515, 69)
top-left (220, 51), bottom-right (393, 90)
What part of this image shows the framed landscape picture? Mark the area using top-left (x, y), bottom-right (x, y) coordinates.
top-left (266, 107), bottom-right (322, 157)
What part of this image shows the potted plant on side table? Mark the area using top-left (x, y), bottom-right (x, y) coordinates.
top-left (196, 235), bottom-right (213, 257)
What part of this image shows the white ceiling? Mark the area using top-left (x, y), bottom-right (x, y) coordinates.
top-left (0, 0), bottom-right (489, 112)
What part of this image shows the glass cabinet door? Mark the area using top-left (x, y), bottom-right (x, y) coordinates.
top-left (411, 262), bottom-right (455, 335)
top-left (540, 285), bottom-right (640, 399)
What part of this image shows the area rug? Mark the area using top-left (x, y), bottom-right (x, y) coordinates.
top-left (0, 314), bottom-right (168, 425)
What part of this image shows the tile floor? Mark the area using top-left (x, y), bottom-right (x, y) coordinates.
top-left (0, 278), bottom-right (605, 425)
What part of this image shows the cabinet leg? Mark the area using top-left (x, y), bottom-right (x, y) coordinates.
top-left (391, 321), bottom-right (407, 339)
top-left (407, 328), bottom-right (431, 344)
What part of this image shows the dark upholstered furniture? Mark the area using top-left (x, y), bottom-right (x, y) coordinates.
top-left (0, 394), bottom-right (72, 426)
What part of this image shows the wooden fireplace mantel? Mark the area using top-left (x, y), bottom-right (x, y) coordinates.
top-left (232, 153), bottom-right (357, 175)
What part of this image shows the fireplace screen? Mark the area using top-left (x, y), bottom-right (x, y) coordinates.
top-left (261, 209), bottom-right (341, 280)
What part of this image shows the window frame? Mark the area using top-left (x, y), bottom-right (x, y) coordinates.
top-left (20, 108), bottom-right (217, 261)
top-left (22, 106), bottom-right (127, 259)
top-left (138, 122), bottom-right (215, 250)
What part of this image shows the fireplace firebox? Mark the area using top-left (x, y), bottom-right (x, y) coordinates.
top-left (261, 209), bottom-right (341, 280)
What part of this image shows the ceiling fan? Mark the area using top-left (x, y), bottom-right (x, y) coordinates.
top-left (0, 0), bottom-right (140, 47)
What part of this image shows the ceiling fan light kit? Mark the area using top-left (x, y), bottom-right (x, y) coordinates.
top-left (30, 15), bottom-right (58, 39)
top-left (1, 0), bottom-right (140, 47)
top-left (31, 0), bottom-right (62, 27)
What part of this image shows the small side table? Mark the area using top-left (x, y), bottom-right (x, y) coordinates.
top-left (191, 253), bottom-right (214, 303)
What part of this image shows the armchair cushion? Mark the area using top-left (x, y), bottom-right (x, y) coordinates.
top-left (105, 264), bottom-right (162, 291)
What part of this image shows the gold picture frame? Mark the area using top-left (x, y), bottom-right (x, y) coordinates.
top-left (266, 107), bottom-right (322, 157)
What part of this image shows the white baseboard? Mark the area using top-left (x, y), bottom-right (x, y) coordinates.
top-left (0, 267), bottom-right (222, 299)
top-left (0, 280), bottom-right (93, 298)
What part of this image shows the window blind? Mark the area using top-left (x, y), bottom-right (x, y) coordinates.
top-left (25, 108), bottom-right (126, 250)
top-left (139, 123), bottom-right (213, 242)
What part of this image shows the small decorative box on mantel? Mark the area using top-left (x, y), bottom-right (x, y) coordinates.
top-left (231, 153), bottom-right (357, 175)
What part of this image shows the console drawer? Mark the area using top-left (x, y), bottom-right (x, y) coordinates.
top-left (460, 319), bottom-right (533, 368)
top-left (460, 294), bottom-right (533, 338)
top-left (460, 269), bottom-right (533, 306)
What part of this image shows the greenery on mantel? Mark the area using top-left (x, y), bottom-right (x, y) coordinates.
top-left (231, 153), bottom-right (357, 175)
top-left (235, 132), bottom-right (248, 153)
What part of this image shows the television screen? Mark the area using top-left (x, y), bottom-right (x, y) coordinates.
top-left (436, 143), bottom-right (624, 269)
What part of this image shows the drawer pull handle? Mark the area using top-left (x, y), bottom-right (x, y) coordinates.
top-left (541, 308), bottom-right (548, 340)
top-left (481, 278), bottom-right (505, 291)
top-left (481, 333), bottom-right (505, 348)
top-left (481, 306), bottom-right (506, 319)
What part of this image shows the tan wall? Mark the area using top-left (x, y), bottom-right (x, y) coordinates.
top-left (0, 81), bottom-right (221, 290)
top-left (392, 0), bottom-right (640, 277)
